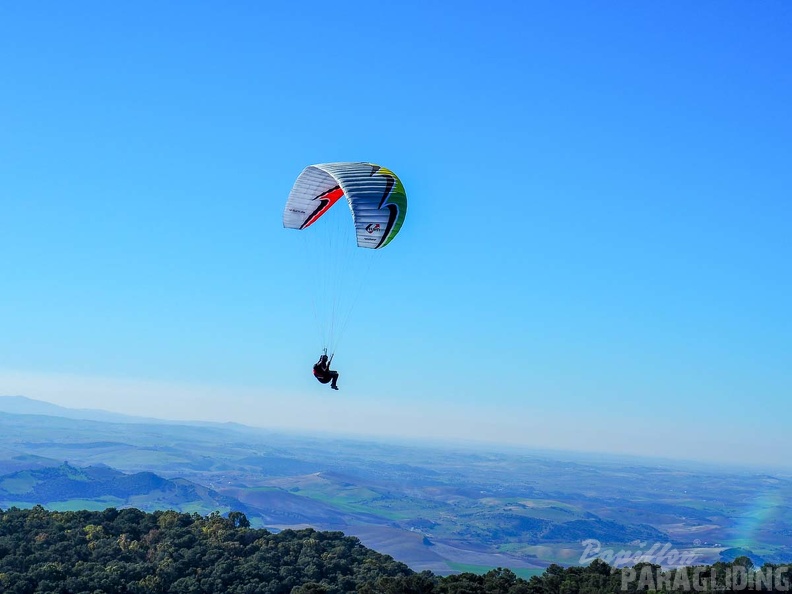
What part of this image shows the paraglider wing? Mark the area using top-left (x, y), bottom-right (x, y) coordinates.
top-left (283, 162), bottom-right (407, 249)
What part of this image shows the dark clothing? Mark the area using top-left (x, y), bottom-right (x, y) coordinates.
top-left (313, 359), bottom-right (339, 389)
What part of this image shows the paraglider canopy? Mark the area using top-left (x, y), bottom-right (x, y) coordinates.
top-left (283, 162), bottom-right (407, 249)
top-left (282, 161), bottom-right (408, 357)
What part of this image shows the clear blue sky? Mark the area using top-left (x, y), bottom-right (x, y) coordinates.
top-left (1, 1), bottom-right (790, 467)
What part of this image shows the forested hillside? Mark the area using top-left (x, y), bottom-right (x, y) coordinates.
top-left (0, 506), bottom-right (407, 593)
top-left (0, 507), bottom-right (787, 593)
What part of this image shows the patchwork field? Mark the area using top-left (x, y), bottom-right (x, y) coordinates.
top-left (0, 396), bottom-right (789, 574)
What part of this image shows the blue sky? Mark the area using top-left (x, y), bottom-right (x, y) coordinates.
top-left (1, 1), bottom-right (790, 467)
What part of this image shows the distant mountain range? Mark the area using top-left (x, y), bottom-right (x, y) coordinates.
top-left (0, 395), bottom-right (167, 424)
top-left (0, 395), bottom-right (248, 428)
top-left (0, 461), bottom-right (245, 513)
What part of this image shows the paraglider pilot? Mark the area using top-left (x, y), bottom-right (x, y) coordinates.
top-left (313, 353), bottom-right (339, 390)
